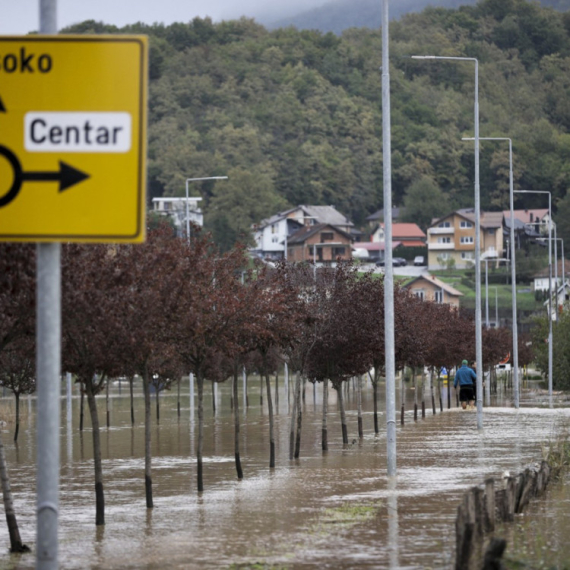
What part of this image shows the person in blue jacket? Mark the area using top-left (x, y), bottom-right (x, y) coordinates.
top-left (454, 359), bottom-right (477, 410)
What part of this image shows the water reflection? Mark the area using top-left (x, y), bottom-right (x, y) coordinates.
top-left (0, 377), bottom-right (568, 569)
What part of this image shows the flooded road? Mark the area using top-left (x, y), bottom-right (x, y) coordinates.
top-left (0, 375), bottom-right (569, 569)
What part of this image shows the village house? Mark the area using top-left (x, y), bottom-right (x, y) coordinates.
top-left (286, 223), bottom-right (353, 264)
top-left (427, 209), bottom-right (503, 270)
top-left (403, 274), bottom-right (463, 308)
top-left (252, 205), bottom-right (355, 260)
top-left (151, 197), bottom-right (203, 237)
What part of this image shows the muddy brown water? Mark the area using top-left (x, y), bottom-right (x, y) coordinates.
top-left (0, 376), bottom-right (569, 569)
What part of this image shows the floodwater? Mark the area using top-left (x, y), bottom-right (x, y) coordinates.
top-left (0, 374), bottom-right (569, 569)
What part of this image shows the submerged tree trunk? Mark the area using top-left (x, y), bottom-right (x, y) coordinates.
top-left (447, 367), bottom-right (451, 409)
top-left (357, 375), bottom-right (363, 439)
top-left (197, 373), bottom-right (204, 492)
top-left (294, 374), bottom-right (303, 459)
top-left (233, 369), bottom-right (243, 479)
top-left (212, 382), bottom-right (216, 414)
top-left (0, 431), bottom-right (28, 552)
top-left (79, 386), bottom-right (85, 431)
top-left (155, 388), bottom-right (160, 423)
top-left (370, 370), bottom-right (379, 435)
top-left (322, 378), bottom-right (328, 451)
top-left (13, 393), bottom-right (20, 443)
top-left (274, 371), bottom-right (279, 409)
top-left (85, 379), bottom-right (105, 525)
top-left (289, 372), bottom-right (300, 460)
top-left (129, 376), bottom-right (135, 425)
top-left (259, 376), bottom-right (263, 407)
top-left (265, 375), bottom-right (275, 468)
top-left (143, 366), bottom-right (153, 508)
top-left (337, 383), bottom-right (348, 445)
top-left (430, 369), bottom-right (436, 415)
top-left (413, 368), bottom-right (418, 422)
top-left (177, 378), bottom-right (181, 418)
top-left (438, 373), bottom-right (443, 412)
top-left (421, 368), bottom-right (426, 419)
top-left (106, 377), bottom-right (110, 428)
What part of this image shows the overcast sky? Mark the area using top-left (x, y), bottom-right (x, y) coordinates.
top-left (1, 0), bottom-right (329, 35)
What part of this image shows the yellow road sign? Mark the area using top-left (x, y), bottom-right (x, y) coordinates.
top-left (0, 36), bottom-right (147, 242)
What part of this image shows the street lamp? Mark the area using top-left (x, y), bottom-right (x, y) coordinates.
top-left (413, 54), bottom-right (484, 428)
top-left (463, 136), bottom-right (519, 408)
top-left (514, 189), bottom-right (553, 406)
top-left (184, 177), bottom-right (228, 242)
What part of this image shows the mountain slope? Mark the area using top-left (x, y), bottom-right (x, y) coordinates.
top-left (269, 0), bottom-right (570, 34)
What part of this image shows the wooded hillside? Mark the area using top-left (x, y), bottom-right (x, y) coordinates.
top-left (63, 0), bottom-right (570, 249)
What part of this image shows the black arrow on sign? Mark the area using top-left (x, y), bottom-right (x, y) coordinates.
top-left (0, 145), bottom-right (90, 208)
top-left (0, 96), bottom-right (5, 113)
top-left (22, 161), bottom-right (90, 192)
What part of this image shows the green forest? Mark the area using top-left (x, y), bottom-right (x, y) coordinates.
top-left (62, 0), bottom-right (570, 250)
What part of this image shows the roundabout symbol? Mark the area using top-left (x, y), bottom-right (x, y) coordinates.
top-left (0, 144), bottom-right (89, 208)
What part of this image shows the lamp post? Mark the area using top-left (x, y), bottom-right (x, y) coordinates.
top-left (463, 136), bottom-right (519, 407)
top-left (413, 54), bottom-right (483, 428)
top-left (184, 176), bottom-right (228, 243)
top-left (514, 189), bottom-right (552, 407)
top-left (383, 0), bottom-right (397, 476)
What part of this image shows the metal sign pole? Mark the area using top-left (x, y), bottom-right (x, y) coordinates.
top-left (36, 3), bottom-right (60, 569)
top-left (382, 0), bottom-right (397, 477)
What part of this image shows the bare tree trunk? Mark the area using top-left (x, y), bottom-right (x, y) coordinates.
top-left (233, 369), bottom-right (243, 479)
top-left (338, 383), bottom-right (349, 445)
top-left (430, 369), bottom-right (436, 415)
top-left (80, 386), bottom-right (85, 431)
top-left (197, 373), bottom-right (204, 492)
top-left (289, 372), bottom-right (300, 460)
top-left (129, 376), bottom-right (135, 425)
top-left (14, 393), bottom-right (20, 443)
top-left (265, 375), bottom-right (275, 468)
top-left (370, 370), bottom-right (379, 435)
top-left (259, 376), bottom-right (263, 407)
top-left (357, 375), bottom-right (363, 439)
top-left (85, 380), bottom-right (105, 525)
top-left (142, 366), bottom-right (153, 508)
top-left (274, 371), bottom-right (279, 409)
top-left (177, 378), bottom-right (181, 418)
top-left (413, 368), bottom-right (418, 422)
top-left (420, 368), bottom-right (426, 418)
top-left (322, 378), bottom-right (328, 451)
top-left (212, 382), bottom-right (216, 414)
top-left (106, 377), bottom-right (110, 429)
top-left (400, 369), bottom-right (405, 425)
top-left (0, 431), bottom-right (28, 552)
top-left (294, 375), bottom-right (303, 459)
top-left (155, 388), bottom-right (160, 423)
top-left (438, 373), bottom-right (443, 412)
top-left (447, 367), bottom-right (451, 409)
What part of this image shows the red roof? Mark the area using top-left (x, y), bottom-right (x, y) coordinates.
top-left (399, 240), bottom-right (426, 247)
top-left (380, 223), bottom-right (426, 239)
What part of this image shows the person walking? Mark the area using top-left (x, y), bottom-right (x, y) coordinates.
top-left (454, 359), bottom-right (476, 410)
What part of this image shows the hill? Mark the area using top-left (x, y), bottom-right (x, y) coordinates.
top-left (63, 0), bottom-right (570, 250)
top-left (269, 0), bottom-right (570, 35)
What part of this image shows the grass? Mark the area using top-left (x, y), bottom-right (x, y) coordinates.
top-left (430, 270), bottom-right (543, 312)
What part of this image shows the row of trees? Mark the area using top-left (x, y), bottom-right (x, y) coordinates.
top-left (0, 225), bottom-right (533, 536)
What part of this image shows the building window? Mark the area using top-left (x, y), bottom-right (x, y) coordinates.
top-left (272, 237), bottom-right (279, 243)
top-left (460, 236), bottom-right (474, 244)
top-left (460, 221), bottom-right (473, 229)
top-left (332, 247), bottom-right (346, 257)
top-left (437, 237), bottom-right (451, 244)
top-left (414, 290), bottom-right (425, 300)
top-left (438, 253), bottom-right (450, 260)
top-left (438, 221), bottom-right (451, 228)
top-left (461, 252), bottom-right (474, 260)
top-left (271, 224), bottom-right (277, 234)
top-left (308, 246), bottom-right (314, 256)
top-left (434, 290), bottom-right (444, 303)
top-left (321, 232), bottom-right (334, 241)
top-left (488, 229), bottom-right (495, 235)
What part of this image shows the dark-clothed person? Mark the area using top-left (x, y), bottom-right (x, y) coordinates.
top-left (454, 360), bottom-right (476, 410)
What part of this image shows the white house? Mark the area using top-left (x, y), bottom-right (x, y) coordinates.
top-left (253, 205), bottom-right (355, 260)
top-left (544, 281), bottom-right (570, 320)
top-left (532, 259), bottom-right (569, 292)
top-left (152, 197), bottom-right (203, 236)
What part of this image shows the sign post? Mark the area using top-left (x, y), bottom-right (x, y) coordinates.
top-left (0, 17), bottom-right (147, 569)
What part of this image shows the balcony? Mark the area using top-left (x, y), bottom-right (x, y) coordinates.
top-left (428, 227), bottom-right (455, 235)
top-left (428, 243), bottom-right (454, 250)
